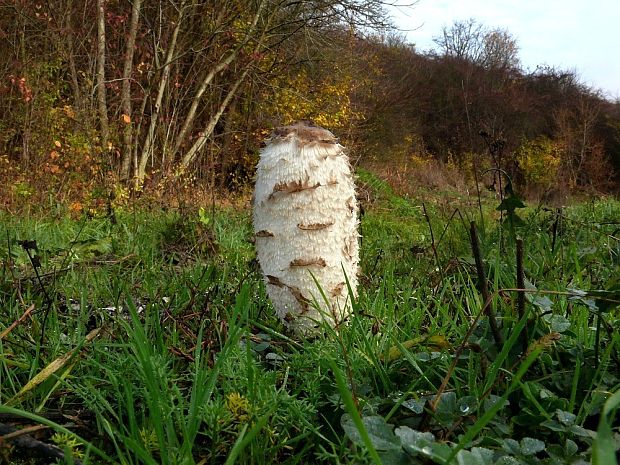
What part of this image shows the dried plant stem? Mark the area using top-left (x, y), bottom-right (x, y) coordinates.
top-left (423, 203), bottom-right (444, 282)
top-left (516, 238), bottom-right (527, 351)
top-left (19, 246), bottom-right (53, 350)
top-left (0, 304), bottom-right (35, 340)
top-left (473, 166), bottom-right (485, 232)
top-left (516, 239), bottom-right (525, 317)
top-left (469, 221), bottom-right (503, 347)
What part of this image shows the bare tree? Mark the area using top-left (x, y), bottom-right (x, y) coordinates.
top-left (434, 18), bottom-right (519, 70)
top-left (136, 0), bottom-right (187, 185)
top-left (481, 29), bottom-right (519, 70)
top-left (180, 66), bottom-right (251, 168)
top-left (0, 0), bottom-right (397, 188)
top-left (96, 0), bottom-right (109, 150)
top-left (132, 0), bottom-right (394, 184)
top-left (555, 93), bottom-right (604, 187)
top-left (120, 0), bottom-right (143, 180)
top-left (172, 0), bottom-right (267, 159)
top-left (63, 0), bottom-right (83, 111)
top-left (434, 18), bottom-right (485, 63)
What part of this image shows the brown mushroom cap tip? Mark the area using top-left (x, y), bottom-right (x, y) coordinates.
top-left (269, 120), bottom-right (338, 146)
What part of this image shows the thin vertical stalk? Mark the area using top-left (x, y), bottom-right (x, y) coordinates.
top-left (422, 203), bottom-right (444, 283)
top-left (516, 238), bottom-right (525, 319)
top-left (473, 164), bottom-right (485, 232)
top-left (551, 207), bottom-right (562, 252)
top-left (120, 0), bottom-right (143, 180)
top-left (469, 221), bottom-right (503, 347)
top-left (96, 0), bottom-right (109, 150)
top-left (516, 238), bottom-right (527, 351)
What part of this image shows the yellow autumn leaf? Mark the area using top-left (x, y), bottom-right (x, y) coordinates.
top-left (63, 105), bottom-right (76, 119)
top-left (69, 201), bottom-right (83, 213)
top-left (8, 328), bottom-right (101, 405)
top-left (121, 114), bottom-right (131, 124)
top-left (54, 140), bottom-right (61, 148)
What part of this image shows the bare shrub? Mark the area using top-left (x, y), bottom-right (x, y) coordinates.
top-left (365, 154), bottom-right (469, 198)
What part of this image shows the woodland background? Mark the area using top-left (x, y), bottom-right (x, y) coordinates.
top-left (1, 0), bottom-right (620, 212)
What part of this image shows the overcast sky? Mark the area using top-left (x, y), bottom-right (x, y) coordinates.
top-left (388, 0), bottom-right (620, 100)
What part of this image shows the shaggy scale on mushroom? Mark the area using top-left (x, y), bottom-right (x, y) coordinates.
top-left (253, 121), bottom-right (359, 335)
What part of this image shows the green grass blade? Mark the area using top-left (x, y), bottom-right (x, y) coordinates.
top-left (483, 307), bottom-right (530, 393)
top-left (329, 359), bottom-right (383, 465)
top-left (593, 388), bottom-right (620, 465)
top-left (223, 410), bottom-right (273, 465)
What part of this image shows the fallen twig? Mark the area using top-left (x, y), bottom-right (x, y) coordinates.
top-left (0, 422), bottom-right (83, 465)
top-left (0, 304), bottom-right (35, 341)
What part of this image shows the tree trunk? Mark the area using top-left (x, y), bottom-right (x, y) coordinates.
top-left (171, 53), bottom-right (237, 157)
top-left (120, 0), bottom-right (143, 180)
top-left (64, 0), bottom-right (82, 112)
top-left (218, 96), bottom-right (238, 189)
top-left (96, 0), bottom-right (110, 150)
top-left (171, 0), bottom-right (266, 158)
top-left (135, 1), bottom-right (185, 186)
top-left (180, 67), bottom-right (249, 169)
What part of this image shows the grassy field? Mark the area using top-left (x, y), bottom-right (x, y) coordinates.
top-left (1, 173), bottom-right (619, 464)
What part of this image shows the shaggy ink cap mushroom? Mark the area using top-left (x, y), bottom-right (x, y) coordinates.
top-left (253, 121), bottom-right (360, 335)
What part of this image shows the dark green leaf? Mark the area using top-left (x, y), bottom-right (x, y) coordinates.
top-left (496, 194), bottom-right (526, 213)
top-left (556, 409), bottom-right (576, 426)
top-left (519, 437), bottom-right (545, 455)
top-left (544, 315), bottom-right (570, 333)
top-left (593, 389), bottom-right (620, 465)
top-left (378, 450), bottom-right (412, 465)
top-left (565, 439), bottom-right (578, 456)
top-left (501, 439), bottom-right (521, 455)
top-left (495, 456), bottom-right (523, 465)
top-left (456, 447), bottom-right (495, 465)
top-left (341, 415), bottom-right (401, 451)
top-left (435, 391), bottom-right (458, 421)
top-left (458, 396), bottom-right (479, 416)
top-left (401, 398), bottom-right (425, 414)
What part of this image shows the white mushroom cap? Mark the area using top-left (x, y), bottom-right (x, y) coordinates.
top-left (253, 121), bottom-right (359, 335)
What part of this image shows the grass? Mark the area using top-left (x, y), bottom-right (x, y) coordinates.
top-left (0, 176), bottom-right (619, 464)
